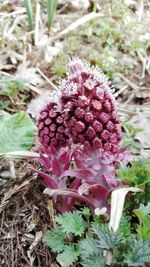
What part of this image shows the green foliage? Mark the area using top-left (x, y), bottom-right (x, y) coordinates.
top-left (92, 224), bottom-right (123, 249)
top-left (24, 0), bottom-right (33, 31)
top-left (52, 64), bottom-right (67, 77)
top-left (47, 0), bottom-right (58, 32)
top-left (122, 122), bottom-right (142, 152)
top-left (57, 245), bottom-right (80, 267)
top-left (43, 211), bottom-right (87, 266)
top-left (134, 203), bottom-right (150, 240)
top-left (43, 228), bottom-right (65, 252)
top-left (0, 78), bottom-right (26, 97)
top-left (0, 111), bottom-right (36, 153)
top-left (51, 53), bottom-right (69, 77)
top-left (117, 157), bottom-right (150, 186)
top-left (43, 208), bottom-right (150, 266)
top-left (80, 207), bottom-right (91, 221)
top-left (81, 252), bottom-right (105, 267)
top-left (54, 211), bottom-right (87, 237)
top-left (119, 215), bottom-right (131, 238)
top-left (80, 237), bottom-right (100, 258)
top-left (124, 239), bottom-right (150, 266)
top-left (79, 237), bottom-right (105, 266)
top-left (123, 122), bottom-right (142, 138)
top-left (0, 100), bottom-right (7, 110)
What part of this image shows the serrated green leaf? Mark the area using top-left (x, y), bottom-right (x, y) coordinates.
top-left (0, 112), bottom-right (36, 153)
top-left (80, 238), bottom-right (104, 267)
top-left (117, 157), bottom-right (150, 186)
top-left (57, 245), bottom-right (80, 267)
top-left (134, 203), bottom-right (150, 240)
top-left (134, 202), bottom-right (150, 219)
top-left (81, 255), bottom-right (105, 267)
top-left (43, 228), bottom-right (65, 253)
top-left (80, 207), bottom-right (91, 220)
top-left (92, 224), bottom-right (123, 249)
top-left (125, 239), bottom-right (150, 266)
top-left (119, 215), bottom-right (131, 238)
top-left (55, 211), bottom-right (87, 236)
top-left (80, 237), bottom-right (100, 257)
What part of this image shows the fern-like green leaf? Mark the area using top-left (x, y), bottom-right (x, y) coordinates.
top-left (117, 157), bottom-right (150, 186)
top-left (119, 215), bottom-right (131, 238)
top-left (80, 237), bottom-right (104, 267)
top-left (54, 211), bottom-right (87, 236)
top-left (80, 236), bottom-right (100, 257)
top-left (125, 239), bottom-right (150, 266)
top-left (57, 245), bottom-right (80, 267)
top-left (134, 202), bottom-right (150, 219)
top-left (92, 224), bottom-right (123, 249)
top-left (81, 254), bottom-right (105, 267)
top-left (134, 203), bottom-right (150, 240)
top-left (43, 228), bottom-right (65, 253)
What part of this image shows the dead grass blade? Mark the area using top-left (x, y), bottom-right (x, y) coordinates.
top-left (109, 187), bottom-right (143, 232)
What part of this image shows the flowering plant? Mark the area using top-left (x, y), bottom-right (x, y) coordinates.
top-left (29, 59), bottom-right (130, 213)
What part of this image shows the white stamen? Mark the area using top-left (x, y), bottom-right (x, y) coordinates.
top-left (84, 78), bottom-right (97, 90)
top-left (27, 90), bottom-right (60, 118)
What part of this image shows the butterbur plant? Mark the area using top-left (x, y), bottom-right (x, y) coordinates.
top-left (29, 58), bottom-right (130, 213)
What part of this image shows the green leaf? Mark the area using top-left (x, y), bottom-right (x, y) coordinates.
top-left (57, 245), bottom-right (80, 267)
top-left (117, 157), bottom-right (150, 186)
top-left (80, 237), bottom-right (100, 257)
top-left (119, 215), bottom-right (131, 238)
top-left (81, 255), bottom-right (105, 267)
top-left (134, 203), bottom-right (150, 240)
top-left (0, 78), bottom-right (26, 97)
top-left (0, 111), bottom-right (36, 153)
top-left (47, 0), bottom-right (58, 32)
top-left (54, 211), bottom-right (87, 237)
top-left (80, 207), bottom-right (91, 220)
top-left (24, 0), bottom-right (33, 31)
top-left (43, 228), bottom-right (65, 253)
top-left (92, 224), bottom-right (123, 249)
top-left (134, 203), bottom-right (150, 219)
top-left (125, 239), bottom-right (150, 266)
top-left (80, 238), bottom-right (104, 267)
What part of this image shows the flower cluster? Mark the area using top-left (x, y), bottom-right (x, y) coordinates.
top-left (37, 102), bottom-right (70, 148)
top-left (36, 58), bottom-right (122, 153)
top-left (30, 59), bottom-right (130, 212)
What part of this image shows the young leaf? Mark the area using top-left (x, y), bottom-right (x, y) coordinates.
top-left (80, 237), bottom-right (100, 257)
top-left (81, 255), bottom-right (105, 267)
top-left (54, 211), bottom-right (87, 236)
top-left (92, 224), bottom-right (123, 249)
top-left (80, 238), bottom-right (105, 267)
top-left (57, 245), bottom-right (80, 267)
top-left (43, 228), bottom-right (65, 253)
top-left (134, 203), bottom-right (150, 240)
top-left (0, 112), bottom-right (36, 153)
top-left (125, 239), bottom-right (150, 266)
top-left (119, 215), bottom-right (131, 238)
top-left (117, 157), bottom-right (150, 186)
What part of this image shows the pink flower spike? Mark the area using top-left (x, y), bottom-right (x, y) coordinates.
top-left (69, 58), bottom-right (83, 74)
top-left (60, 58), bottom-right (122, 151)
